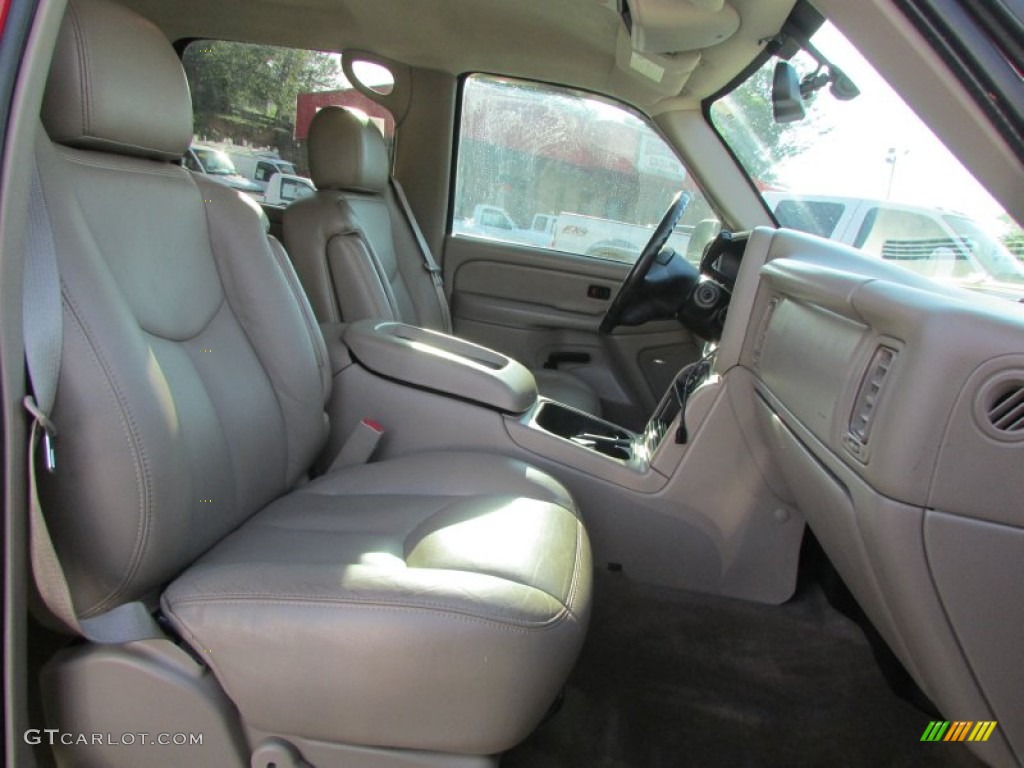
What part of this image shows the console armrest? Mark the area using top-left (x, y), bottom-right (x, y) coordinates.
top-left (343, 320), bottom-right (538, 413)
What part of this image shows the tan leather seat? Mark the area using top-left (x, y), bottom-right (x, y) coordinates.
top-left (284, 106), bottom-right (602, 415)
top-left (35, 0), bottom-right (591, 761)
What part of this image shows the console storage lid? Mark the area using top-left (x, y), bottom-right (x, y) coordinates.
top-left (343, 320), bottom-right (538, 413)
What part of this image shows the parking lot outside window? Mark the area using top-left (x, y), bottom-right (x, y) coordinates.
top-left (453, 75), bottom-right (718, 264)
top-left (710, 22), bottom-right (1024, 301)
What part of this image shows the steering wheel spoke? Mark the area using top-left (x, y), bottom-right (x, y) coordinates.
top-left (599, 192), bottom-right (692, 334)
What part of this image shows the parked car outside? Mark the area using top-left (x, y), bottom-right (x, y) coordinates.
top-left (183, 145), bottom-right (263, 195)
top-left (765, 193), bottom-right (1024, 300)
top-left (228, 152), bottom-right (300, 191)
top-left (261, 172), bottom-right (316, 206)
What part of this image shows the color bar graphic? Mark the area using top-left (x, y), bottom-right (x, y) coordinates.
top-left (921, 721), bottom-right (997, 743)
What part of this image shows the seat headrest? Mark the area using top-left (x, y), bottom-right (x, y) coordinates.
top-left (41, 0), bottom-right (192, 160)
top-left (308, 107), bottom-right (389, 193)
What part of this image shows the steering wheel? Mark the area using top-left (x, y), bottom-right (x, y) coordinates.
top-left (599, 192), bottom-right (691, 334)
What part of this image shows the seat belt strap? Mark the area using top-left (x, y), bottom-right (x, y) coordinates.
top-left (23, 164), bottom-right (161, 644)
top-left (390, 178), bottom-right (453, 334)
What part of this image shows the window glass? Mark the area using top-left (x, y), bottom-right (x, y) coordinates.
top-left (710, 22), bottom-right (1024, 301)
top-left (453, 75), bottom-right (718, 264)
top-left (182, 42), bottom-right (396, 198)
top-left (281, 179), bottom-right (315, 203)
top-left (773, 199), bottom-right (845, 238)
top-left (193, 148), bottom-right (236, 175)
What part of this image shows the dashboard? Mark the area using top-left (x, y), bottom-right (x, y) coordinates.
top-left (728, 226), bottom-right (1024, 767)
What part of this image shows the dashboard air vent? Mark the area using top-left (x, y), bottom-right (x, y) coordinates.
top-left (849, 345), bottom-right (898, 445)
top-left (986, 383), bottom-right (1024, 434)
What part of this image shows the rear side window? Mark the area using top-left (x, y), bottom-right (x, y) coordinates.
top-left (181, 42), bottom-right (395, 191)
top-left (453, 75), bottom-right (718, 264)
top-left (255, 162), bottom-right (275, 182)
top-left (280, 179), bottom-right (315, 203)
top-left (856, 207), bottom-right (946, 257)
top-left (859, 206), bottom-right (989, 280)
top-left (774, 200), bottom-right (845, 238)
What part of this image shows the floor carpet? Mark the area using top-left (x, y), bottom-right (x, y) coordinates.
top-left (502, 571), bottom-right (984, 767)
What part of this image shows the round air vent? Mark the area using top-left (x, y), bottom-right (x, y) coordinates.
top-left (975, 372), bottom-right (1024, 441)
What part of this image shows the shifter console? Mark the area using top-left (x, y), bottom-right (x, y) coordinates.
top-left (643, 356), bottom-right (714, 455)
top-left (532, 401), bottom-right (639, 463)
top-left (535, 403), bottom-right (635, 461)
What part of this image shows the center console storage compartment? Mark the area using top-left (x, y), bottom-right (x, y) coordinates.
top-left (534, 401), bottom-right (635, 461)
top-left (343, 320), bottom-right (538, 413)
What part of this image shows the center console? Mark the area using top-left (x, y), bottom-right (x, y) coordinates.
top-left (341, 319), bottom-right (716, 473)
top-left (504, 355), bottom-right (717, 490)
top-left (343, 319), bottom-right (538, 413)
top-left (323, 310), bottom-right (801, 605)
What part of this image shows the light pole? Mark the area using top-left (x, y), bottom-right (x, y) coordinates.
top-left (885, 147), bottom-right (909, 199)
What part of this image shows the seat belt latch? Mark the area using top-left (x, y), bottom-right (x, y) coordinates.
top-left (332, 418), bottom-right (385, 470)
top-left (24, 395), bottom-right (57, 473)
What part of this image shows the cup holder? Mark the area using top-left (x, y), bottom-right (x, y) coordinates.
top-left (534, 402), bottom-right (634, 461)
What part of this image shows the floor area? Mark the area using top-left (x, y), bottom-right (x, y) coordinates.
top-left (503, 570), bottom-right (984, 767)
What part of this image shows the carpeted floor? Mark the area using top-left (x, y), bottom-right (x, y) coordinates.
top-left (502, 571), bottom-right (983, 767)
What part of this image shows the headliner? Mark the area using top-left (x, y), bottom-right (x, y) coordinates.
top-left (120, 0), bottom-right (796, 112)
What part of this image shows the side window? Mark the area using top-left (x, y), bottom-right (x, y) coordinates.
top-left (857, 207), bottom-right (948, 255)
top-left (774, 200), bottom-right (846, 238)
top-left (453, 75), bottom-right (718, 264)
top-left (181, 42), bottom-right (396, 193)
top-left (183, 152), bottom-right (202, 173)
top-left (281, 179), bottom-right (314, 203)
top-left (858, 207), bottom-right (971, 279)
top-left (480, 209), bottom-right (512, 229)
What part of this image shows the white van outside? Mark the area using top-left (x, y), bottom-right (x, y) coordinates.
top-left (261, 173), bottom-right (316, 207)
top-left (764, 193), bottom-right (1024, 300)
top-left (226, 151), bottom-right (299, 191)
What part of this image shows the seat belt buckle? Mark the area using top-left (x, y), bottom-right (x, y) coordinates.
top-left (331, 418), bottom-right (385, 470)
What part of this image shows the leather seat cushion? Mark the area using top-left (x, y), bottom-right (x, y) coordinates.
top-left (162, 451), bottom-right (592, 754)
top-left (533, 369), bottom-right (602, 415)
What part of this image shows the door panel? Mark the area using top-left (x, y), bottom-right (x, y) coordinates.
top-left (447, 75), bottom-right (717, 427)
top-left (446, 235), bottom-right (701, 428)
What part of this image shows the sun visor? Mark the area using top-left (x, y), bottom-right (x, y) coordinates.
top-left (611, 26), bottom-right (701, 103)
top-left (626, 0), bottom-right (740, 55)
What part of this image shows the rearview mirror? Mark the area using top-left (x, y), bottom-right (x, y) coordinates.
top-left (772, 61), bottom-right (806, 123)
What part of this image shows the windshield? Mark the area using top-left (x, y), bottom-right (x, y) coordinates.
top-left (194, 148), bottom-right (237, 176)
top-left (942, 214), bottom-right (1024, 284)
top-left (710, 22), bottom-right (1024, 300)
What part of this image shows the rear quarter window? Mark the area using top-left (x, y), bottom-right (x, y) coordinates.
top-left (774, 200), bottom-right (846, 238)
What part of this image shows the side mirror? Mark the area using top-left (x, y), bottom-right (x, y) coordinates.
top-left (772, 61), bottom-right (806, 124)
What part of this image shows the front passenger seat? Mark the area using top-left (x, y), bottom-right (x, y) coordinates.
top-left (284, 106), bottom-right (602, 415)
top-left (31, 1), bottom-right (592, 765)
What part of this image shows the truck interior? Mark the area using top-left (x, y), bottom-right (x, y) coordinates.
top-left (0, 0), bottom-right (1021, 767)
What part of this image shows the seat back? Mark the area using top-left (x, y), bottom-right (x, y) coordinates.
top-left (284, 107), bottom-right (449, 331)
top-left (36, 0), bottom-right (330, 619)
